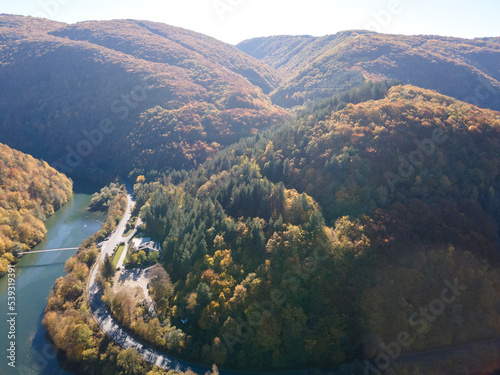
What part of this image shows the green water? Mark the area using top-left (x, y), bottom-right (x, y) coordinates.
top-left (0, 193), bottom-right (103, 375)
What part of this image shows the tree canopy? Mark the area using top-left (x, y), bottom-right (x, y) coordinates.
top-left (0, 142), bottom-right (72, 275)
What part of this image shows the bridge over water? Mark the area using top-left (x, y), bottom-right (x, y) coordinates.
top-left (18, 247), bottom-right (79, 255)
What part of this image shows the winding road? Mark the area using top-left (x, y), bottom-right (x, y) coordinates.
top-left (87, 188), bottom-right (209, 374)
top-left (86, 188), bottom-right (327, 375)
top-left (86, 187), bottom-right (500, 375)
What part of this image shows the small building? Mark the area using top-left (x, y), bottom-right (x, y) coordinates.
top-left (131, 237), bottom-right (160, 255)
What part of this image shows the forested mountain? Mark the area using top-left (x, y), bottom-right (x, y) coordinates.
top-left (0, 142), bottom-right (72, 275)
top-left (4, 13), bottom-right (500, 372)
top-left (0, 15), bottom-right (288, 181)
top-left (4, 14), bottom-right (500, 185)
top-left (238, 31), bottom-right (500, 109)
top-left (127, 83), bottom-right (500, 372)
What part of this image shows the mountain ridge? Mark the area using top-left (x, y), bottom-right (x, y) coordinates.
top-left (0, 14), bottom-right (288, 181)
top-left (123, 83), bottom-right (500, 371)
top-left (238, 31), bottom-right (500, 109)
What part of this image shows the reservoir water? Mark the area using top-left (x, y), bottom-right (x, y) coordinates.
top-left (0, 192), bottom-right (104, 375)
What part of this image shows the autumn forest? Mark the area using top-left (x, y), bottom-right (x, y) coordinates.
top-left (1, 12), bottom-right (500, 375)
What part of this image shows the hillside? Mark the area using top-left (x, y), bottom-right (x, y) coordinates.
top-left (238, 31), bottom-right (500, 109)
top-left (4, 13), bottom-right (500, 372)
top-left (0, 142), bottom-right (72, 275)
top-left (123, 83), bottom-right (500, 371)
top-left (0, 15), bottom-right (288, 181)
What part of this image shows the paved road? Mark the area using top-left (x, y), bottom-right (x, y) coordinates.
top-left (86, 188), bottom-right (324, 374)
top-left (86, 187), bottom-right (500, 375)
top-left (87, 187), bottom-right (210, 374)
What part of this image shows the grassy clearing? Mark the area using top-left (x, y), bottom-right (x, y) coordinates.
top-left (112, 244), bottom-right (126, 268)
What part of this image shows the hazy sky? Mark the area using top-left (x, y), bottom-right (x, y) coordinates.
top-left (1, 0), bottom-right (499, 44)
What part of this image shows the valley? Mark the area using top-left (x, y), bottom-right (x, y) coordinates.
top-left (0, 12), bottom-right (500, 375)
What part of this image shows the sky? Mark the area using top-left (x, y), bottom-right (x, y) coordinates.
top-left (1, 0), bottom-right (500, 44)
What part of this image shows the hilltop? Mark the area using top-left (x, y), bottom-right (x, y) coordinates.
top-left (122, 83), bottom-right (500, 371)
top-left (0, 15), bottom-right (288, 181)
top-left (238, 31), bottom-right (500, 109)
